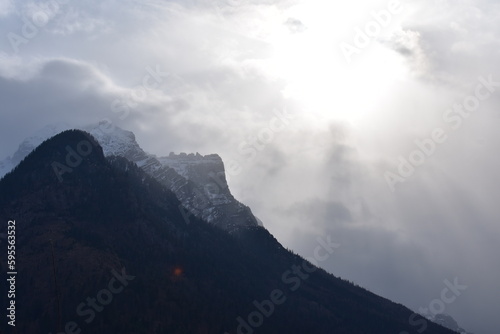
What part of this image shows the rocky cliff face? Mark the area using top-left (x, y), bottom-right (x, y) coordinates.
top-left (155, 152), bottom-right (260, 231)
top-left (0, 122), bottom-right (260, 232)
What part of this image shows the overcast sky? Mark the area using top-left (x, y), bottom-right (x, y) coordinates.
top-left (1, 0), bottom-right (499, 333)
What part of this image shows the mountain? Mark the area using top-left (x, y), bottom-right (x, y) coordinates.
top-left (0, 130), bottom-right (459, 334)
top-left (429, 314), bottom-right (473, 334)
top-left (0, 123), bottom-right (260, 232)
top-left (0, 123), bottom-right (71, 178)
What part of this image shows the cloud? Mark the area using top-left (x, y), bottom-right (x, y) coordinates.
top-left (0, 59), bottom-right (116, 155)
top-left (284, 17), bottom-right (306, 33)
top-left (0, 57), bottom-right (193, 158)
top-left (0, 0), bottom-right (13, 17)
top-left (389, 29), bottom-right (433, 79)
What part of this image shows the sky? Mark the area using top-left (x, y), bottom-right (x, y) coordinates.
top-left (0, 0), bottom-right (499, 332)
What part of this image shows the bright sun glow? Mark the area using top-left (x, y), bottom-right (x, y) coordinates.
top-left (264, 1), bottom-right (409, 126)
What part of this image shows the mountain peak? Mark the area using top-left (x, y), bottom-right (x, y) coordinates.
top-left (0, 123), bottom-right (260, 231)
top-left (82, 122), bottom-right (143, 158)
top-left (0, 130), bottom-right (105, 199)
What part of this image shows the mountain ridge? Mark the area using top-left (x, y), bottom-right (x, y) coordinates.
top-left (0, 123), bottom-right (260, 232)
top-left (0, 129), bottom-right (460, 334)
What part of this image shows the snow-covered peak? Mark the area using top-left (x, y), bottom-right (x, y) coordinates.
top-left (0, 122), bottom-right (146, 179)
top-left (83, 122), bottom-right (146, 160)
top-left (0, 122), bottom-right (261, 230)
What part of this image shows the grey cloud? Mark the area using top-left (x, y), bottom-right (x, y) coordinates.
top-left (286, 198), bottom-right (352, 227)
top-left (284, 17), bottom-right (307, 34)
top-left (0, 58), bottom-right (191, 158)
top-left (388, 29), bottom-right (434, 80)
top-left (388, 0), bottom-right (500, 86)
top-left (0, 0), bottom-right (13, 17)
top-left (0, 59), bottom-right (116, 155)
